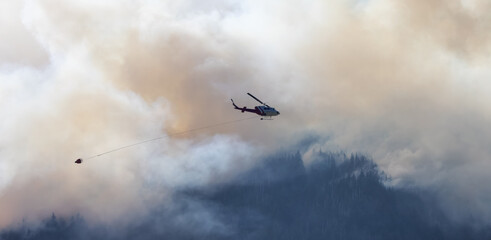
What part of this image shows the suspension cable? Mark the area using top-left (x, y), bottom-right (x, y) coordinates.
top-left (82, 116), bottom-right (259, 160)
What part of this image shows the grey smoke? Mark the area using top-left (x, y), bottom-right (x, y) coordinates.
top-left (1, 0), bottom-right (491, 228)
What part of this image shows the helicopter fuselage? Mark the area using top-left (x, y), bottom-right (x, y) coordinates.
top-left (231, 93), bottom-right (280, 118)
top-left (255, 106), bottom-right (280, 116)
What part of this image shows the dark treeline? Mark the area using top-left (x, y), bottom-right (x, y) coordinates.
top-left (2, 151), bottom-right (491, 240)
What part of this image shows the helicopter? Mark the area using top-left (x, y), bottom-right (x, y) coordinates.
top-left (231, 93), bottom-right (280, 120)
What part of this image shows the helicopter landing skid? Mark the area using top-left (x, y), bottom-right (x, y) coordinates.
top-left (260, 117), bottom-right (274, 120)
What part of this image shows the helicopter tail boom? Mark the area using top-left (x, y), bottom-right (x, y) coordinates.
top-left (231, 99), bottom-right (261, 114)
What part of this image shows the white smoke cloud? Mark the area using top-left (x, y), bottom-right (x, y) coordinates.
top-left (0, 0), bottom-right (259, 227)
top-left (1, 0), bottom-right (491, 228)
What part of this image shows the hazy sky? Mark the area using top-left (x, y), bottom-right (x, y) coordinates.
top-left (1, 0), bottom-right (491, 228)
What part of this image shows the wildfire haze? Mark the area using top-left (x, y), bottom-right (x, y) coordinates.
top-left (1, 0), bottom-right (491, 239)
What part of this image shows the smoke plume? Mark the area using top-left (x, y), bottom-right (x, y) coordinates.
top-left (1, 0), bottom-right (491, 228)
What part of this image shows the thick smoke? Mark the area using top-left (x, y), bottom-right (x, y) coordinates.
top-left (0, 0), bottom-right (258, 228)
top-left (1, 0), bottom-right (491, 229)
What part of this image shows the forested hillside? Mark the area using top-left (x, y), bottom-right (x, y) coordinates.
top-left (2, 151), bottom-right (490, 240)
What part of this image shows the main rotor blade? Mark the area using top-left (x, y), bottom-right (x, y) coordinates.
top-left (247, 92), bottom-right (266, 105)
